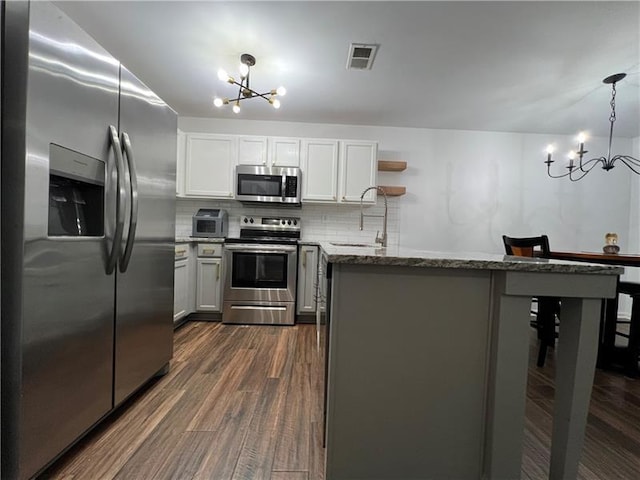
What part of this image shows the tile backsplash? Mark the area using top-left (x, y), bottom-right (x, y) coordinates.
top-left (176, 198), bottom-right (401, 247)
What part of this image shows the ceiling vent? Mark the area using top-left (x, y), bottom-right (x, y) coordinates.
top-left (347, 43), bottom-right (379, 70)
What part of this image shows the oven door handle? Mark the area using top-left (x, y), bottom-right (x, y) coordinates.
top-left (224, 244), bottom-right (297, 253)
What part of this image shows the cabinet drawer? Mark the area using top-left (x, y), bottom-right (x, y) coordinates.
top-left (197, 243), bottom-right (223, 257)
top-left (175, 244), bottom-right (189, 260)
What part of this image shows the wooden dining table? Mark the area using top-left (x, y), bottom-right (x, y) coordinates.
top-left (545, 250), bottom-right (640, 376)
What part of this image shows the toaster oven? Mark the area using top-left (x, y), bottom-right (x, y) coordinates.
top-left (192, 209), bottom-right (228, 238)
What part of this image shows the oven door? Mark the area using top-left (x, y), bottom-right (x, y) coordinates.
top-left (223, 243), bottom-right (297, 302)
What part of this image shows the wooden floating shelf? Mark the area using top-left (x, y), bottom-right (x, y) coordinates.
top-left (378, 185), bottom-right (406, 197)
top-left (378, 160), bottom-right (407, 172)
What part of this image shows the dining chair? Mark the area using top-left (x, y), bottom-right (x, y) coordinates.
top-left (502, 235), bottom-right (560, 367)
top-left (607, 281), bottom-right (640, 377)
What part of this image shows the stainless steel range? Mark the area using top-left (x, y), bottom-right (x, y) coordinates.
top-left (223, 215), bottom-right (301, 325)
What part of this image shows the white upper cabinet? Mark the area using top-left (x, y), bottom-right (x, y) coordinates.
top-left (301, 139), bottom-right (339, 202)
top-left (269, 137), bottom-right (301, 167)
top-left (184, 133), bottom-right (237, 198)
top-left (238, 136), bottom-right (268, 165)
top-left (179, 131), bottom-right (377, 203)
top-left (238, 135), bottom-right (300, 167)
top-left (176, 129), bottom-right (186, 197)
top-left (339, 140), bottom-right (378, 203)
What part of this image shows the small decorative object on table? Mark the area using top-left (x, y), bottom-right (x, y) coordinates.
top-left (603, 232), bottom-right (620, 254)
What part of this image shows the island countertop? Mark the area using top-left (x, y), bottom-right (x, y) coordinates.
top-left (319, 242), bottom-right (623, 275)
top-left (322, 241), bottom-right (620, 480)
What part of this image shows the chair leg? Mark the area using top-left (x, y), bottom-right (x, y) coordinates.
top-left (625, 295), bottom-right (640, 377)
top-left (536, 299), bottom-right (557, 367)
top-left (537, 342), bottom-right (548, 367)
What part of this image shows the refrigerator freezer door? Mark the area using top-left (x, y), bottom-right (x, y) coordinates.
top-left (14, 2), bottom-right (120, 478)
top-left (113, 65), bottom-right (176, 406)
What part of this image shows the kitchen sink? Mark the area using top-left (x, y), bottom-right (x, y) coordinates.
top-left (329, 242), bottom-right (382, 248)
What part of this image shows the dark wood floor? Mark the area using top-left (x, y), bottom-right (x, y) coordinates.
top-left (41, 322), bottom-right (640, 480)
top-left (41, 322), bottom-right (325, 480)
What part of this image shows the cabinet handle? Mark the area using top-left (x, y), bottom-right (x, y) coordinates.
top-left (175, 249), bottom-right (187, 257)
top-left (202, 249), bottom-right (215, 254)
top-left (216, 263), bottom-right (220, 280)
top-left (263, 160), bottom-right (267, 165)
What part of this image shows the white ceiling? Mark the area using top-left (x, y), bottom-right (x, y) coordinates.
top-left (55, 1), bottom-right (640, 138)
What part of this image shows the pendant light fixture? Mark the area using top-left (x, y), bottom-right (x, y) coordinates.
top-left (545, 73), bottom-right (639, 181)
top-left (213, 53), bottom-right (286, 114)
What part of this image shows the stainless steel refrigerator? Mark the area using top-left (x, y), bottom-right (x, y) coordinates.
top-left (1, 2), bottom-right (177, 478)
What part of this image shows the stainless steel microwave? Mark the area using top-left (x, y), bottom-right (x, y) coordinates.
top-left (235, 165), bottom-right (301, 205)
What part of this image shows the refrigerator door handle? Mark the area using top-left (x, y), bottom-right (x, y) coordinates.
top-left (107, 125), bottom-right (126, 274)
top-left (119, 131), bottom-right (139, 272)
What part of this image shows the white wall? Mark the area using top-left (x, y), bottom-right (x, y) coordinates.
top-left (626, 136), bottom-right (640, 286)
top-left (179, 116), bottom-right (634, 255)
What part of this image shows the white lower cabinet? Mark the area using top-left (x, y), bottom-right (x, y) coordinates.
top-left (196, 244), bottom-right (224, 312)
top-left (297, 245), bottom-right (319, 314)
top-left (174, 244), bottom-right (191, 324)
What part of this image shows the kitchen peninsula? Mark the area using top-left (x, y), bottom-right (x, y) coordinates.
top-left (320, 243), bottom-right (621, 480)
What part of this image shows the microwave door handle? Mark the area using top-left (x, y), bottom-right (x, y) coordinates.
top-left (106, 125), bottom-right (126, 275)
top-left (282, 174), bottom-right (287, 202)
top-left (119, 131), bottom-right (139, 272)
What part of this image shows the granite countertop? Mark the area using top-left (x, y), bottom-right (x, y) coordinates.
top-left (298, 240), bottom-right (321, 246)
top-left (175, 237), bottom-right (225, 244)
top-left (319, 242), bottom-right (623, 275)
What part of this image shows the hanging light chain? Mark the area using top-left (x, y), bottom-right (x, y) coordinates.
top-left (609, 82), bottom-right (617, 124)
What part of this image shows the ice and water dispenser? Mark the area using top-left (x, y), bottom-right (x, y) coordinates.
top-left (48, 144), bottom-right (105, 237)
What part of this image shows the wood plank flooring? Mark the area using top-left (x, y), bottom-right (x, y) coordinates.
top-left (40, 322), bottom-right (325, 480)
top-left (40, 322), bottom-right (640, 480)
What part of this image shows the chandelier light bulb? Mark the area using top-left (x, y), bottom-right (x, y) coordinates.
top-left (239, 63), bottom-right (249, 78)
top-left (217, 69), bottom-right (229, 82)
top-left (577, 132), bottom-right (587, 144)
top-left (276, 86), bottom-right (287, 96)
top-left (568, 151), bottom-right (576, 160)
top-left (272, 98), bottom-right (281, 109)
top-left (213, 97), bottom-right (224, 108)
top-left (546, 144), bottom-right (555, 154)
top-left (232, 103), bottom-right (241, 114)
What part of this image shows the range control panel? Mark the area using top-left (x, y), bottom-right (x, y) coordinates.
top-left (240, 215), bottom-right (301, 232)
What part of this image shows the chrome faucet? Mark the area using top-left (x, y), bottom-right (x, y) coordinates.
top-left (360, 186), bottom-right (388, 247)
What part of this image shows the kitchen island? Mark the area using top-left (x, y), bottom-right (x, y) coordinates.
top-left (320, 243), bottom-right (621, 480)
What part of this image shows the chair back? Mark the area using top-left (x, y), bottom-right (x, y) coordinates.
top-left (502, 235), bottom-right (551, 258)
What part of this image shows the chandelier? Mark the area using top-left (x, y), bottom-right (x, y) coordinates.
top-left (213, 53), bottom-right (286, 113)
top-left (545, 73), bottom-right (639, 181)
